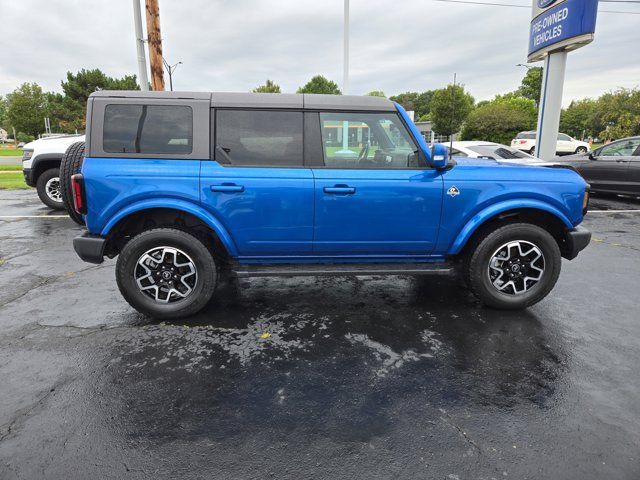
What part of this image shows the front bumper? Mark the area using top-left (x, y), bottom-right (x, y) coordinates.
top-left (565, 226), bottom-right (591, 260)
top-left (23, 168), bottom-right (35, 187)
top-left (73, 232), bottom-right (106, 264)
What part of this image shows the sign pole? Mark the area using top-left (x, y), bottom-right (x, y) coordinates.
top-left (535, 50), bottom-right (567, 160)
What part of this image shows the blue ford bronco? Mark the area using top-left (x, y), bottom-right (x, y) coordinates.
top-left (71, 91), bottom-right (591, 318)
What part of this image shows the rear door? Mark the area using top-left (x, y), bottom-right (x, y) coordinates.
top-left (577, 139), bottom-right (640, 194)
top-left (200, 109), bottom-right (314, 257)
top-left (310, 111), bottom-right (443, 256)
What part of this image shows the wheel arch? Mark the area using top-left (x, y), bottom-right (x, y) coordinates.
top-left (32, 154), bottom-right (62, 180)
top-left (101, 201), bottom-right (238, 258)
top-left (449, 201), bottom-right (574, 258)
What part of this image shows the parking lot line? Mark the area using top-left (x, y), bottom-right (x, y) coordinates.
top-left (0, 215), bottom-right (69, 219)
top-left (588, 210), bottom-right (640, 214)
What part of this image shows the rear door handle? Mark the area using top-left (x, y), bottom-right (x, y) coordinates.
top-left (211, 183), bottom-right (244, 193)
top-left (323, 185), bottom-right (356, 195)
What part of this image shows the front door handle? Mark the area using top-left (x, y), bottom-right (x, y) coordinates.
top-left (211, 183), bottom-right (244, 193)
top-left (323, 184), bottom-right (356, 195)
top-left (615, 159), bottom-right (629, 164)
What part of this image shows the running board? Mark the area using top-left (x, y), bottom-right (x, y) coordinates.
top-left (232, 263), bottom-right (454, 278)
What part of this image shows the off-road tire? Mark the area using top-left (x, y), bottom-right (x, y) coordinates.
top-left (35, 168), bottom-right (64, 210)
top-left (60, 141), bottom-right (85, 225)
top-left (464, 223), bottom-right (561, 310)
top-left (116, 228), bottom-right (217, 319)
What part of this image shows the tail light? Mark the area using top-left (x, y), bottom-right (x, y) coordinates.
top-left (71, 174), bottom-right (87, 215)
top-left (583, 187), bottom-right (590, 215)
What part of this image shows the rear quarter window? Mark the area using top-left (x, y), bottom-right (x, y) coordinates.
top-left (103, 104), bottom-right (193, 155)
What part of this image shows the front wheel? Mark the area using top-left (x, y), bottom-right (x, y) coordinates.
top-left (35, 168), bottom-right (65, 210)
top-left (575, 146), bottom-right (588, 154)
top-left (465, 223), bottom-right (561, 310)
top-left (116, 228), bottom-right (217, 319)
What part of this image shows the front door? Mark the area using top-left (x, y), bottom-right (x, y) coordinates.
top-left (312, 112), bottom-right (443, 256)
top-left (201, 109), bottom-right (314, 257)
top-left (579, 138), bottom-right (640, 194)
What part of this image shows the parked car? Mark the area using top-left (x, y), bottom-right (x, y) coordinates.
top-left (511, 131), bottom-right (590, 156)
top-left (22, 134), bottom-right (85, 209)
top-left (71, 91), bottom-right (591, 319)
top-left (553, 136), bottom-right (640, 196)
top-left (446, 141), bottom-right (539, 160)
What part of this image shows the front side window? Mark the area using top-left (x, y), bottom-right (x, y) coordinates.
top-left (319, 112), bottom-right (422, 169)
top-left (215, 110), bottom-right (303, 167)
top-left (599, 139), bottom-right (640, 157)
top-left (103, 104), bottom-right (192, 154)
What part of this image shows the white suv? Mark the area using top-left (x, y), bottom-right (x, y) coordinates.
top-left (22, 134), bottom-right (85, 209)
top-left (511, 131), bottom-right (589, 156)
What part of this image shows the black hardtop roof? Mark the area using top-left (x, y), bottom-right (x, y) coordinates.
top-left (89, 90), bottom-right (396, 111)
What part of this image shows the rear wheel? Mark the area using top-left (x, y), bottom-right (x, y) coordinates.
top-left (464, 223), bottom-right (561, 310)
top-left (35, 168), bottom-right (64, 210)
top-left (60, 141), bottom-right (86, 225)
top-left (116, 228), bottom-right (217, 319)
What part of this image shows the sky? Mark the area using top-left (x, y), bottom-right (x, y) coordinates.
top-left (1, 0), bottom-right (639, 106)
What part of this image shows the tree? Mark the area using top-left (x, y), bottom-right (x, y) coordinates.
top-left (253, 79), bottom-right (281, 93)
top-left (366, 90), bottom-right (385, 97)
top-left (389, 90), bottom-right (434, 118)
top-left (430, 84), bottom-right (474, 136)
top-left (517, 67), bottom-right (543, 104)
top-left (0, 96), bottom-right (8, 131)
top-left (50, 69), bottom-right (140, 132)
top-left (6, 83), bottom-right (49, 137)
top-left (461, 95), bottom-right (537, 145)
top-left (560, 99), bottom-right (597, 139)
top-left (389, 92), bottom-right (419, 113)
top-left (593, 88), bottom-right (640, 140)
top-left (297, 75), bottom-right (341, 95)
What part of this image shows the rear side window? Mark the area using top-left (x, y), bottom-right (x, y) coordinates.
top-left (103, 104), bottom-right (193, 155)
top-left (215, 110), bottom-right (303, 167)
top-left (516, 132), bottom-right (536, 140)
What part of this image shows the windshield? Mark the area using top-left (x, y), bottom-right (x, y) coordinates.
top-left (468, 145), bottom-right (534, 160)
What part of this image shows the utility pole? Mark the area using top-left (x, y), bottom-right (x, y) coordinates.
top-left (133, 0), bottom-right (149, 91)
top-left (145, 0), bottom-right (165, 91)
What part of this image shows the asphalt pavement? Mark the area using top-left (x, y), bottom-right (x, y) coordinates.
top-left (1, 189), bottom-right (639, 479)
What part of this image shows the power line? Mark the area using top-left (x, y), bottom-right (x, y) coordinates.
top-left (429, 0), bottom-right (640, 14)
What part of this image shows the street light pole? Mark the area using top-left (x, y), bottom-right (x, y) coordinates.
top-left (338, 0), bottom-right (350, 155)
top-left (343, 0), bottom-right (349, 95)
top-left (132, 0), bottom-right (149, 91)
top-left (162, 58), bottom-right (182, 92)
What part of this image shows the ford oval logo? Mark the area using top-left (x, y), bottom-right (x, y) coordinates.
top-left (538, 0), bottom-right (558, 7)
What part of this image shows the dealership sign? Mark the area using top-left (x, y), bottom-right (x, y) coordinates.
top-left (528, 0), bottom-right (599, 62)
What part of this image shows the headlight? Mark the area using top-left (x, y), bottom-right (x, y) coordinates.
top-left (22, 150), bottom-right (33, 161)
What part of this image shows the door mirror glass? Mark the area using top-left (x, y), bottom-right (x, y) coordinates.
top-left (431, 143), bottom-right (448, 169)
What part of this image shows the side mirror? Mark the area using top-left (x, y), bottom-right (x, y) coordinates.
top-left (588, 152), bottom-right (596, 160)
top-left (431, 143), bottom-right (449, 169)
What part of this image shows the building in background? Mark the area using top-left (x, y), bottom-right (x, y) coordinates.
top-left (414, 121), bottom-right (458, 145)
